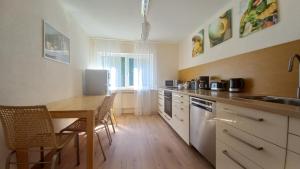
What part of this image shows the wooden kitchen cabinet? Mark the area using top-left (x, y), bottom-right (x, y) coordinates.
top-left (217, 121), bottom-right (286, 169)
top-left (286, 117), bottom-right (300, 169)
top-left (217, 103), bottom-right (288, 148)
top-left (216, 103), bottom-right (287, 169)
top-left (286, 151), bottom-right (300, 169)
top-left (289, 117), bottom-right (300, 136)
top-left (172, 92), bottom-right (189, 144)
top-left (158, 89), bottom-right (164, 115)
top-left (216, 140), bottom-right (263, 169)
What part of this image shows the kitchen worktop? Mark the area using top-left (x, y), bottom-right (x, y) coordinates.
top-left (160, 88), bottom-right (300, 119)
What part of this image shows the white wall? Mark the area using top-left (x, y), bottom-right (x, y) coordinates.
top-left (179, 0), bottom-right (300, 69)
top-left (0, 0), bottom-right (89, 168)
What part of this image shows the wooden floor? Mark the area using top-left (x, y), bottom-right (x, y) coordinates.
top-left (58, 115), bottom-right (214, 169)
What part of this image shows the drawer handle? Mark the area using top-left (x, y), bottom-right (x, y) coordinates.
top-left (173, 94), bottom-right (180, 97)
top-left (223, 129), bottom-right (264, 151)
top-left (175, 114), bottom-right (184, 122)
top-left (180, 108), bottom-right (184, 110)
top-left (222, 150), bottom-right (247, 169)
top-left (224, 108), bottom-right (264, 122)
top-left (236, 114), bottom-right (264, 122)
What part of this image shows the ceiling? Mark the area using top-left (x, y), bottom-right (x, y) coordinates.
top-left (61, 0), bottom-right (229, 43)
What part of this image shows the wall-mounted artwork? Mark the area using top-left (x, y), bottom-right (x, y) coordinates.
top-left (240, 0), bottom-right (279, 38)
top-left (192, 29), bottom-right (204, 57)
top-left (43, 21), bottom-right (70, 64)
top-left (208, 9), bottom-right (232, 47)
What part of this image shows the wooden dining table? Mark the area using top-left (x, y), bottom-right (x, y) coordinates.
top-left (15, 95), bottom-right (106, 169)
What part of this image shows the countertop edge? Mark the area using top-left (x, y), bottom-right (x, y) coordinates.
top-left (159, 88), bottom-right (300, 119)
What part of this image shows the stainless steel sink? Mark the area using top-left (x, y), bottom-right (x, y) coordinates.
top-left (236, 96), bottom-right (300, 106)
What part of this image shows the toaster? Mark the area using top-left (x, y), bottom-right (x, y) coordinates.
top-left (210, 81), bottom-right (227, 91)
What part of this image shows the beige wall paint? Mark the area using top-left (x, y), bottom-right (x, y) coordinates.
top-left (0, 0), bottom-right (89, 167)
top-left (179, 40), bottom-right (299, 97)
top-left (156, 43), bottom-right (179, 87)
top-left (179, 0), bottom-right (300, 69)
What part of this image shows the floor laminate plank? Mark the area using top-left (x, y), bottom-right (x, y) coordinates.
top-left (57, 114), bottom-right (214, 169)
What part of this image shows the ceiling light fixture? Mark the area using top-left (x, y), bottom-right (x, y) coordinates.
top-left (141, 0), bottom-right (150, 17)
top-left (141, 17), bottom-right (150, 41)
top-left (141, 0), bottom-right (150, 41)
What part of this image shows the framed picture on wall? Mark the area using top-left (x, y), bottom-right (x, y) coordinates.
top-left (43, 20), bottom-right (70, 64)
top-left (192, 29), bottom-right (204, 57)
top-left (208, 9), bottom-right (232, 47)
top-left (240, 0), bottom-right (279, 38)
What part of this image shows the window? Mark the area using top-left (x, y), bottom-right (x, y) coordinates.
top-left (92, 51), bottom-right (155, 90)
top-left (120, 56), bottom-right (135, 88)
top-left (94, 52), bottom-right (138, 89)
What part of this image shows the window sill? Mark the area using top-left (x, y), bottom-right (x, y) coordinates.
top-left (111, 87), bottom-right (137, 93)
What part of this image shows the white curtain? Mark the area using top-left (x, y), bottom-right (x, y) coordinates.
top-left (89, 39), bottom-right (158, 116)
top-left (89, 39), bottom-right (124, 89)
top-left (133, 42), bottom-right (157, 115)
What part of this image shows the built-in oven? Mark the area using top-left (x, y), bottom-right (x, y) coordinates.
top-left (164, 90), bottom-right (172, 118)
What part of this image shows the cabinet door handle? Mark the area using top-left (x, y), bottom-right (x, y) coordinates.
top-left (222, 150), bottom-right (247, 169)
top-left (223, 129), bottom-right (264, 151)
top-left (224, 108), bottom-right (264, 122)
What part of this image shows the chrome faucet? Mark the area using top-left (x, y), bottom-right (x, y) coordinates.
top-left (288, 54), bottom-right (300, 99)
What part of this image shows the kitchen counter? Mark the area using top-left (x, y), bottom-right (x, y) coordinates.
top-left (160, 88), bottom-right (300, 119)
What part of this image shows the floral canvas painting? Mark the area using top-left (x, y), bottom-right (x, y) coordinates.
top-left (208, 9), bottom-right (232, 47)
top-left (240, 0), bottom-right (279, 37)
top-left (192, 29), bottom-right (204, 57)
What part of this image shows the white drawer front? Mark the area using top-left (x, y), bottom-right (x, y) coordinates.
top-left (216, 104), bottom-right (238, 127)
top-left (172, 93), bottom-right (189, 102)
top-left (217, 103), bottom-right (288, 147)
top-left (158, 104), bottom-right (164, 113)
top-left (172, 99), bottom-right (189, 107)
top-left (289, 117), bottom-right (300, 136)
top-left (173, 116), bottom-right (189, 144)
top-left (217, 121), bottom-right (286, 169)
top-left (158, 97), bottom-right (164, 105)
top-left (288, 134), bottom-right (300, 154)
top-left (158, 94), bottom-right (164, 100)
top-left (217, 140), bottom-right (263, 169)
top-left (158, 89), bottom-right (164, 95)
top-left (286, 151), bottom-right (300, 169)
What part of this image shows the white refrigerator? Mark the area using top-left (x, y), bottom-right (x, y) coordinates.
top-left (84, 69), bottom-right (110, 95)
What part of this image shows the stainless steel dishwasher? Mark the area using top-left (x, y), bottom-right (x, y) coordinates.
top-left (190, 96), bottom-right (216, 167)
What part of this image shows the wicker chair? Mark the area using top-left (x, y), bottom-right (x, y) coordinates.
top-left (108, 92), bottom-right (117, 133)
top-left (60, 95), bottom-right (112, 165)
top-left (0, 105), bottom-right (75, 169)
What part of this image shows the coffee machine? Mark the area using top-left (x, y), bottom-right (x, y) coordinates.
top-left (199, 76), bottom-right (210, 89)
